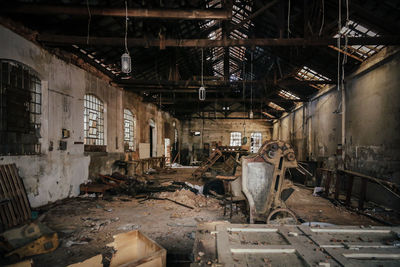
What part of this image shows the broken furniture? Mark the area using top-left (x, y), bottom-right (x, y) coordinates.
top-left (241, 140), bottom-right (298, 223)
top-left (192, 149), bottom-right (223, 179)
top-left (79, 183), bottom-right (113, 194)
top-left (1, 222), bottom-right (59, 260)
top-left (125, 157), bottom-right (166, 175)
top-left (191, 222), bottom-right (400, 267)
top-left (0, 164), bottom-right (32, 231)
top-left (222, 176), bottom-right (246, 219)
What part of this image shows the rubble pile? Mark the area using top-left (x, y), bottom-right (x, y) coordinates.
top-left (156, 189), bottom-right (221, 210)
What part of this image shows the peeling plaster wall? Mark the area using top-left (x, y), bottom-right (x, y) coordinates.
top-left (181, 119), bottom-right (272, 164)
top-left (273, 47), bottom-right (400, 209)
top-left (0, 25), bottom-right (90, 207)
top-left (0, 25), bottom-right (180, 207)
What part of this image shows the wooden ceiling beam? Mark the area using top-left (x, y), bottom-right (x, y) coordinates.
top-left (115, 78), bottom-right (335, 87)
top-left (38, 34), bottom-right (400, 47)
top-left (2, 4), bottom-right (232, 20)
top-left (143, 97), bottom-right (303, 103)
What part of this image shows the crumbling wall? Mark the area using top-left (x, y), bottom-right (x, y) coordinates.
top-left (0, 25), bottom-right (180, 207)
top-left (180, 119), bottom-right (272, 164)
top-left (273, 47), bottom-right (400, 209)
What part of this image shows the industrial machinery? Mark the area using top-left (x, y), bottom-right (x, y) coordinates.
top-left (241, 140), bottom-right (298, 223)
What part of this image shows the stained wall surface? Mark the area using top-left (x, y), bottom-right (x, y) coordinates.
top-left (273, 48), bottom-right (400, 209)
top-left (0, 25), bottom-right (180, 207)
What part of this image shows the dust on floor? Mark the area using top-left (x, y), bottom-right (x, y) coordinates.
top-left (8, 168), bottom-right (395, 266)
top-left (30, 188), bottom-right (246, 266)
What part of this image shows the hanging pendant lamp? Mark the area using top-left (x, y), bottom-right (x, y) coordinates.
top-left (121, 1), bottom-right (131, 74)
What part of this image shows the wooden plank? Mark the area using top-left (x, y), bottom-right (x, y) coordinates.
top-left (2, 4), bottom-right (231, 20)
top-left (334, 172), bottom-right (341, 200)
top-left (345, 175), bottom-right (355, 206)
top-left (216, 224), bottom-right (235, 266)
top-left (324, 170), bottom-right (332, 197)
top-left (358, 178), bottom-right (368, 210)
top-left (0, 203), bottom-right (11, 229)
top-left (0, 166), bottom-right (18, 226)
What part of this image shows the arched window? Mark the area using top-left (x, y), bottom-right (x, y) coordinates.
top-left (84, 94), bottom-right (104, 146)
top-left (123, 108), bottom-right (135, 151)
top-left (0, 60), bottom-right (41, 155)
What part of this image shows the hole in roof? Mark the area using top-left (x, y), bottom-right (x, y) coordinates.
top-left (268, 102), bottom-right (285, 111)
top-left (203, 0), bottom-right (253, 78)
top-left (278, 89), bottom-right (300, 100)
top-left (334, 20), bottom-right (385, 60)
top-left (296, 66), bottom-right (330, 89)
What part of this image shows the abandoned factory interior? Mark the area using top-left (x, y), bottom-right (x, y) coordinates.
top-left (1, 0), bottom-right (400, 266)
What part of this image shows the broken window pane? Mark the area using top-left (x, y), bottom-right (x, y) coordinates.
top-left (84, 94), bottom-right (104, 146)
top-left (0, 60), bottom-right (41, 155)
top-left (123, 108), bottom-right (135, 151)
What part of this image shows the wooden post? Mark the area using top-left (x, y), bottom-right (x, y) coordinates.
top-left (324, 171), bottom-right (332, 197)
top-left (358, 178), bottom-right (368, 210)
top-left (334, 172), bottom-right (341, 200)
top-left (345, 175), bottom-right (355, 206)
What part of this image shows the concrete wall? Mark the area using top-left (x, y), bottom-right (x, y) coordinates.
top-left (273, 47), bottom-right (400, 209)
top-left (181, 118), bottom-right (272, 163)
top-left (0, 25), bottom-right (180, 207)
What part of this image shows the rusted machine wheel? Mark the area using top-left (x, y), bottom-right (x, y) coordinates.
top-left (266, 208), bottom-right (298, 225)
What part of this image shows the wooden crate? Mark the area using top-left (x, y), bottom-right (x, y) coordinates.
top-left (108, 230), bottom-right (166, 267)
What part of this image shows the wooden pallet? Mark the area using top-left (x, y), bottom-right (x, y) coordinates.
top-left (0, 164), bottom-right (31, 231)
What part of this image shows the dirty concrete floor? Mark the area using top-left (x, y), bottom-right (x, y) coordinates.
top-left (5, 168), bottom-right (396, 266)
top-left (286, 185), bottom-right (380, 225)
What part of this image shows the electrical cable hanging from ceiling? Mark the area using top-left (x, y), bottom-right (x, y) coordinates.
top-left (86, 0), bottom-right (91, 45)
top-left (319, 0), bottom-right (325, 36)
top-left (337, 0), bottom-right (341, 92)
top-left (199, 48), bottom-right (206, 101)
top-left (287, 0), bottom-right (291, 37)
top-left (250, 51), bottom-right (254, 119)
top-left (341, 0), bottom-right (349, 92)
top-left (121, 0), bottom-right (132, 74)
top-left (242, 61), bottom-right (247, 144)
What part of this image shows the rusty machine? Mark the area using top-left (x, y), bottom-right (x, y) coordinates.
top-left (241, 140), bottom-right (298, 223)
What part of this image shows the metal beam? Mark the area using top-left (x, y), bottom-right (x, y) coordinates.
top-left (38, 34), bottom-right (400, 47)
top-left (2, 4), bottom-right (231, 20)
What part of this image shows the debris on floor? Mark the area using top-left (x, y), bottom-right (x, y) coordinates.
top-left (1, 222), bottom-right (59, 260)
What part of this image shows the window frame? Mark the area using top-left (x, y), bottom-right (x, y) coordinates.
top-left (230, 132), bottom-right (242, 146)
top-left (0, 59), bottom-right (41, 156)
top-left (250, 132), bottom-right (262, 153)
top-left (123, 108), bottom-right (135, 152)
top-left (83, 94), bottom-right (105, 149)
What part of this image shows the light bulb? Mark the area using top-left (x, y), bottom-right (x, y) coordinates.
top-left (199, 86), bottom-right (206, 101)
top-left (121, 53), bottom-right (131, 74)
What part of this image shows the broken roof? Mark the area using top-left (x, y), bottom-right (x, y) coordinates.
top-left (1, 0), bottom-right (399, 119)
